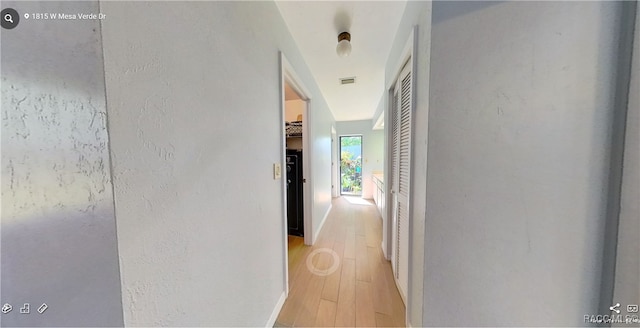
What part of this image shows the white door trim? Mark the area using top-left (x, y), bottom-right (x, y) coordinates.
top-left (338, 134), bottom-right (364, 197)
top-left (385, 27), bottom-right (416, 262)
top-left (279, 52), bottom-right (315, 296)
top-left (385, 28), bottom-right (416, 259)
top-left (385, 26), bottom-right (418, 327)
top-left (331, 126), bottom-right (338, 198)
top-left (281, 54), bottom-right (313, 247)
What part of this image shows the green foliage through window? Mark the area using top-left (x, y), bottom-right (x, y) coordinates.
top-left (340, 136), bottom-right (362, 195)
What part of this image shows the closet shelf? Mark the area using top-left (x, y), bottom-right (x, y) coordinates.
top-left (285, 121), bottom-right (302, 138)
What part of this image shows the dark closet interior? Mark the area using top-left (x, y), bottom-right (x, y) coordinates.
top-left (286, 149), bottom-right (303, 237)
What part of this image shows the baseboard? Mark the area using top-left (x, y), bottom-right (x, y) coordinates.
top-left (313, 204), bottom-right (332, 244)
top-left (393, 274), bottom-right (408, 308)
top-left (381, 241), bottom-right (388, 260)
top-left (266, 291), bottom-right (286, 327)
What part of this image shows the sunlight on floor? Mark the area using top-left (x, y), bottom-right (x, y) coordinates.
top-left (343, 196), bottom-right (373, 206)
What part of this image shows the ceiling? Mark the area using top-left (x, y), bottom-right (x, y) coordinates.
top-left (276, 1), bottom-right (407, 122)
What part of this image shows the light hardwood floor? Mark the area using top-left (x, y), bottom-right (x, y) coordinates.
top-left (275, 197), bottom-right (406, 327)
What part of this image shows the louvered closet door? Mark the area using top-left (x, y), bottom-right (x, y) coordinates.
top-left (391, 61), bottom-right (412, 302)
top-left (390, 86), bottom-right (400, 278)
top-left (397, 64), bottom-right (412, 301)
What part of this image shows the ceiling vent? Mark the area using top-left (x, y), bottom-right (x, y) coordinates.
top-left (339, 77), bottom-right (356, 85)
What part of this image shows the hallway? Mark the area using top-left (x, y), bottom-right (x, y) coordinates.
top-left (3, 1), bottom-right (638, 326)
top-left (276, 197), bottom-right (406, 327)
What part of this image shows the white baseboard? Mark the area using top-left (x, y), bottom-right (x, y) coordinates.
top-left (381, 241), bottom-right (388, 260)
top-left (266, 291), bottom-right (286, 327)
top-left (312, 204), bottom-right (332, 244)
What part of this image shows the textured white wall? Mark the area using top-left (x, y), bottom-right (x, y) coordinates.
top-left (0, 1), bottom-right (123, 326)
top-left (336, 120), bottom-right (384, 199)
top-left (423, 2), bottom-right (622, 325)
top-left (614, 3), bottom-right (639, 316)
top-left (100, 1), bottom-right (334, 325)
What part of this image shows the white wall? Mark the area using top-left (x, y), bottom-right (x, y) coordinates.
top-left (384, 2), bottom-right (432, 326)
top-left (422, 1), bottom-right (623, 325)
top-left (331, 126), bottom-right (339, 198)
top-left (0, 1), bottom-right (123, 326)
top-left (100, 1), bottom-right (334, 326)
top-left (309, 96), bottom-right (335, 241)
top-left (336, 120), bottom-right (384, 199)
top-left (372, 95), bottom-right (385, 130)
top-left (613, 2), bottom-right (639, 318)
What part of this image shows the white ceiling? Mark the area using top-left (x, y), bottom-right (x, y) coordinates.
top-left (276, 1), bottom-right (407, 122)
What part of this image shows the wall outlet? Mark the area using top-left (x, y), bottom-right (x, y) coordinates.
top-left (274, 163), bottom-right (281, 180)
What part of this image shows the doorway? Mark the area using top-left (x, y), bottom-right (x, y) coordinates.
top-left (332, 126), bottom-right (338, 198)
top-left (280, 53), bottom-right (314, 295)
top-left (384, 28), bottom-right (417, 323)
top-left (283, 82), bottom-right (306, 239)
top-left (339, 135), bottom-right (363, 196)
top-left (389, 61), bottom-right (411, 304)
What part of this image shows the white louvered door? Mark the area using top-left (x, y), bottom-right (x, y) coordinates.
top-left (390, 84), bottom-right (400, 278)
top-left (391, 61), bottom-right (412, 302)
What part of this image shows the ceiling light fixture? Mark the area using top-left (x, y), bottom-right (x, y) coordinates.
top-left (336, 31), bottom-right (351, 58)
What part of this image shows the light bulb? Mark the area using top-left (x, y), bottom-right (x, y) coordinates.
top-left (336, 39), bottom-right (351, 57)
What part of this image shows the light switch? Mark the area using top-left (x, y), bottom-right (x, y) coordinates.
top-left (274, 163), bottom-right (282, 179)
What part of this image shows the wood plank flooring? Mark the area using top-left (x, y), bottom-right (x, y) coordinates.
top-left (275, 197), bottom-right (406, 327)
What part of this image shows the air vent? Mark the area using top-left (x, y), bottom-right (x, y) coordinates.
top-left (339, 77), bottom-right (356, 85)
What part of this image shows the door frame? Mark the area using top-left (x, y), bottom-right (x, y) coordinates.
top-left (384, 26), bottom-right (418, 325)
top-left (279, 52), bottom-right (314, 292)
top-left (332, 126), bottom-right (339, 198)
top-left (338, 134), bottom-right (364, 196)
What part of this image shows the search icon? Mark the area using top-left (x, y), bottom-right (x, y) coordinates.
top-left (1, 8), bottom-right (19, 29)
